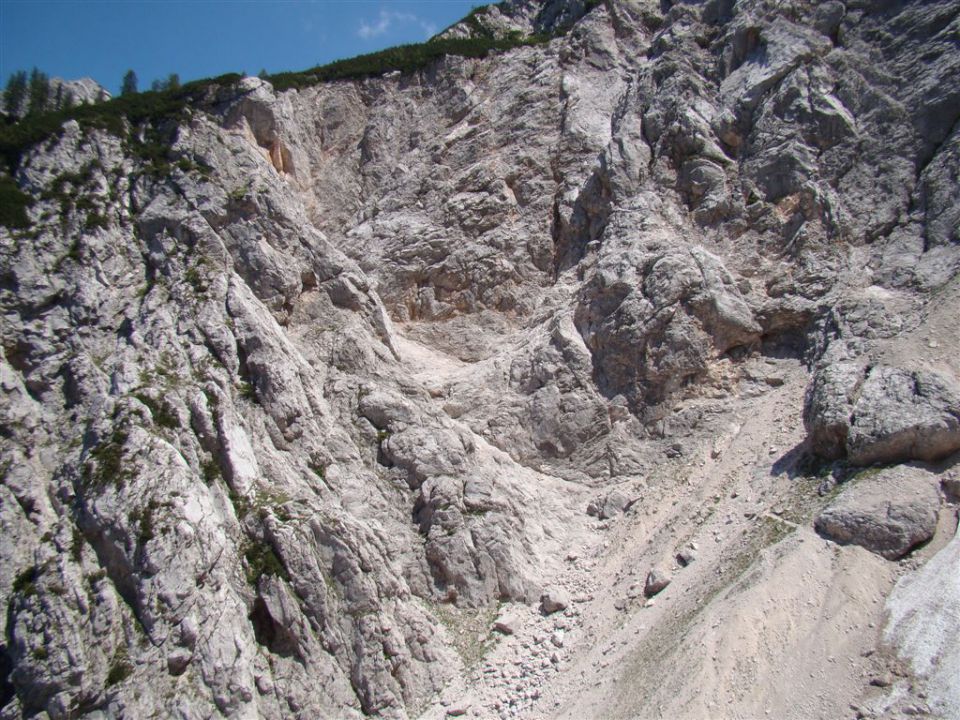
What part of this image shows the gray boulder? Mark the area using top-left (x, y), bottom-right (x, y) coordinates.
top-left (587, 488), bottom-right (632, 519)
top-left (803, 362), bottom-right (864, 460)
top-left (847, 367), bottom-right (960, 466)
top-left (815, 466), bottom-right (940, 560)
top-left (804, 364), bottom-right (960, 465)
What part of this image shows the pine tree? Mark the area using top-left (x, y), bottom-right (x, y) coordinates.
top-left (3, 70), bottom-right (28, 117)
top-left (150, 73), bottom-right (180, 93)
top-left (121, 69), bottom-right (138, 96)
top-left (26, 67), bottom-right (51, 115)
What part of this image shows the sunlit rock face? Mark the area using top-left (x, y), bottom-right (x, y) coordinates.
top-left (2, 0), bottom-right (959, 717)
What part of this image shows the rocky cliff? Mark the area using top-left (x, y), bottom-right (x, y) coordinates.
top-left (1, 0), bottom-right (959, 718)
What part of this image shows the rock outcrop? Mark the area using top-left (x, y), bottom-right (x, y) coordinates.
top-left (804, 364), bottom-right (960, 465)
top-left (814, 466), bottom-right (941, 560)
top-left (1, 0), bottom-right (959, 717)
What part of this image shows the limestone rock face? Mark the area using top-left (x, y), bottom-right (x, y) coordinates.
top-left (576, 238), bottom-right (762, 414)
top-left (51, 77), bottom-right (109, 105)
top-left (1, 0), bottom-right (959, 717)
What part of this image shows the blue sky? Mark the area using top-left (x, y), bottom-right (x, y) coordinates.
top-left (0, 0), bottom-right (479, 94)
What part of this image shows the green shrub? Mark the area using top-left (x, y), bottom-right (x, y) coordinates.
top-left (83, 429), bottom-right (130, 489)
top-left (136, 499), bottom-right (160, 544)
top-left (201, 457), bottom-right (221, 484)
top-left (13, 566), bottom-right (39, 597)
top-left (106, 647), bottom-right (132, 687)
top-left (133, 393), bottom-right (179, 430)
top-left (0, 174), bottom-right (32, 229)
top-left (268, 34), bottom-right (551, 91)
top-left (71, 526), bottom-right (85, 562)
top-left (0, 73), bottom-right (242, 173)
top-left (238, 380), bottom-right (257, 401)
top-left (244, 539), bottom-right (289, 585)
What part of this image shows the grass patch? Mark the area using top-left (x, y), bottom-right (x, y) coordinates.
top-left (228, 486), bottom-right (252, 520)
top-left (431, 602), bottom-right (499, 668)
top-left (175, 155), bottom-right (213, 177)
top-left (255, 488), bottom-right (293, 522)
top-left (83, 211), bottom-right (109, 231)
top-left (201, 457), bottom-right (221, 484)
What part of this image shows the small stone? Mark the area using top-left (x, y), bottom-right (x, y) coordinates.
top-left (494, 609), bottom-right (523, 635)
top-left (446, 706), bottom-right (469, 717)
top-left (540, 589), bottom-right (570, 615)
top-left (869, 673), bottom-right (893, 688)
top-left (676, 549), bottom-right (696, 567)
top-left (551, 630), bottom-right (564, 648)
top-left (644, 569), bottom-right (672, 597)
top-left (942, 475), bottom-right (960, 502)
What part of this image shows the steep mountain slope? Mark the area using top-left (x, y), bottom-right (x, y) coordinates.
top-left (1, 0), bottom-right (959, 718)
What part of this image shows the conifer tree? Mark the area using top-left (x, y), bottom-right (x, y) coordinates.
top-left (121, 69), bottom-right (138, 96)
top-left (26, 67), bottom-right (51, 115)
top-left (3, 70), bottom-right (28, 117)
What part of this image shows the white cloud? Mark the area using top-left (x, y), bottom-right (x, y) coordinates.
top-left (358, 9), bottom-right (438, 40)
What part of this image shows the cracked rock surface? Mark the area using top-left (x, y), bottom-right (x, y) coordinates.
top-left (2, 0), bottom-right (960, 718)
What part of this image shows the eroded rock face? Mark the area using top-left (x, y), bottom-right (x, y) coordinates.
top-left (576, 237), bottom-right (762, 415)
top-left (1, 0), bottom-right (959, 716)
